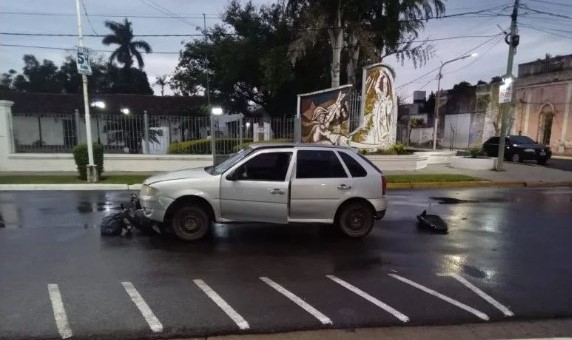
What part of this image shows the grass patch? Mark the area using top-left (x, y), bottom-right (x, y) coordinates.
top-left (0, 175), bottom-right (149, 185)
top-left (386, 174), bottom-right (480, 183)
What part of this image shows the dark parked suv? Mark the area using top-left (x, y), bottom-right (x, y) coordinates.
top-left (482, 135), bottom-right (552, 164)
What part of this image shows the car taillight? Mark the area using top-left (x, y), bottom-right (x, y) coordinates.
top-left (381, 175), bottom-right (387, 195)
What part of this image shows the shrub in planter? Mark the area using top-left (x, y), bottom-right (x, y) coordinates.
top-left (469, 147), bottom-right (482, 158)
top-left (169, 138), bottom-right (252, 155)
top-left (73, 143), bottom-right (104, 180)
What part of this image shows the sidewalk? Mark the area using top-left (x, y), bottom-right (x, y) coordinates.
top-left (195, 318), bottom-right (572, 340)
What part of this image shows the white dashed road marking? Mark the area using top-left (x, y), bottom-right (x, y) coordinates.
top-left (260, 277), bottom-right (332, 325)
top-left (326, 275), bottom-right (409, 322)
top-left (389, 274), bottom-right (489, 321)
top-left (47, 284), bottom-right (73, 339)
top-left (439, 273), bottom-right (514, 317)
top-left (121, 282), bottom-right (163, 333)
top-left (194, 279), bottom-right (250, 330)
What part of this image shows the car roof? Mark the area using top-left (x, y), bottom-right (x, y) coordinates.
top-left (250, 143), bottom-right (355, 151)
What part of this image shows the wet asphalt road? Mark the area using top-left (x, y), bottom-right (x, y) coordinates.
top-left (1, 187), bottom-right (572, 339)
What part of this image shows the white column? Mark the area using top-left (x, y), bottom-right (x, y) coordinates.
top-left (560, 81), bottom-right (572, 152)
top-left (523, 93), bottom-right (531, 135)
top-left (0, 100), bottom-right (15, 171)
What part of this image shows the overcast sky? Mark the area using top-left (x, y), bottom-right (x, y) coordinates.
top-left (1, 0), bottom-right (571, 102)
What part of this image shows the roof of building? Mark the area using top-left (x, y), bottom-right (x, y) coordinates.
top-left (0, 91), bottom-right (208, 115)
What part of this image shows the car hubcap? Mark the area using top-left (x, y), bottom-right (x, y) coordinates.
top-left (347, 209), bottom-right (366, 231)
top-left (181, 213), bottom-right (201, 233)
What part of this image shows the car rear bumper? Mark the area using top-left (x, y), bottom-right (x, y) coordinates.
top-left (369, 197), bottom-right (387, 220)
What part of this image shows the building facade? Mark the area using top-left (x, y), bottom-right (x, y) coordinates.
top-left (513, 54), bottom-right (572, 154)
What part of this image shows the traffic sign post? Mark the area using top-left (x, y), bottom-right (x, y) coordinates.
top-left (76, 47), bottom-right (92, 76)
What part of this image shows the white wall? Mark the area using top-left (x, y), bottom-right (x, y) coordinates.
top-left (443, 113), bottom-right (471, 149)
top-left (409, 127), bottom-right (433, 145)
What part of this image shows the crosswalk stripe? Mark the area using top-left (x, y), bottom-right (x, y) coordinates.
top-left (194, 279), bottom-right (250, 330)
top-left (389, 274), bottom-right (489, 321)
top-left (260, 277), bottom-right (332, 325)
top-left (326, 275), bottom-right (409, 322)
top-left (121, 282), bottom-right (163, 333)
top-left (438, 273), bottom-right (514, 317)
top-left (47, 284), bottom-right (73, 339)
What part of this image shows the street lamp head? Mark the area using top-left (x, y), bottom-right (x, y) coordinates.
top-left (120, 107), bottom-right (130, 115)
top-left (90, 100), bottom-right (105, 109)
top-left (211, 107), bottom-right (223, 115)
top-left (245, 122), bottom-right (251, 128)
top-left (470, 53), bottom-right (478, 58)
top-left (503, 76), bottom-right (513, 85)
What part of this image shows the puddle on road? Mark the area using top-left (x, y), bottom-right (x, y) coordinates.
top-left (77, 201), bottom-right (122, 214)
top-left (430, 196), bottom-right (509, 204)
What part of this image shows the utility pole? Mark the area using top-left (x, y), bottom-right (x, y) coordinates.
top-left (496, 0), bottom-right (520, 171)
top-left (75, 0), bottom-right (97, 182)
top-left (204, 13), bottom-right (216, 165)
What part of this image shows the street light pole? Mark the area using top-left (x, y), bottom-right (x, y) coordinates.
top-left (496, 0), bottom-right (520, 171)
top-left (432, 53), bottom-right (477, 150)
top-left (75, 0), bottom-right (97, 182)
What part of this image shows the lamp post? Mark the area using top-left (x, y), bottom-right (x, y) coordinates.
top-left (90, 100), bottom-right (105, 144)
top-left (432, 53), bottom-right (478, 150)
top-left (210, 106), bottom-right (223, 165)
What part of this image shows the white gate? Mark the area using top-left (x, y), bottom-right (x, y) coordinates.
top-left (443, 113), bottom-right (471, 149)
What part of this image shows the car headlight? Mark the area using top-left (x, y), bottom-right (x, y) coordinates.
top-left (140, 184), bottom-right (159, 196)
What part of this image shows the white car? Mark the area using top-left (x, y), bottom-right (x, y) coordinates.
top-left (139, 144), bottom-right (387, 241)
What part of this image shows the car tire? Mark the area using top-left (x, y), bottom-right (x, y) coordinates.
top-left (337, 202), bottom-right (374, 239)
top-left (171, 205), bottom-right (211, 241)
top-left (537, 158), bottom-right (548, 165)
top-left (511, 153), bottom-right (522, 163)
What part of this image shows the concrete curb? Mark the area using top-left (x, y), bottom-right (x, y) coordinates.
top-left (0, 183), bottom-right (143, 191)
top-left (387, 180), bottom-right (572, 189)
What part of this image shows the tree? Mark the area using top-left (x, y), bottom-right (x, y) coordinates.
top-left (154, 75), bottom-right (168, 96)
top-left (102, 18), bottom-right (152, 70)
top-left (11, 55), bottom-right (62, 93)
top-left (287, 0), bottom-right (445, 87)
top-left (57, 55), bottom-right (112, 94)
top-left (106, 65), bottom-right (154, 95)
top-left (171, 0), bottom-right (329, 116)
top-left (0, 69), bottom-right (17, 91)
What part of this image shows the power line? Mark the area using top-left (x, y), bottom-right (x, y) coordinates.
top-left (138, 0), bottom-right (198, 28)
top-left (0, 32), bottom-right (206, 37)
top-left (446, 35), bottom-right (505, 75)
top-left (0, 43), bottom-right (181, 54)
top-left (519, 23), bottom-right (572, 39)
top-left (0, 11), bottom-right (219, 19)
top-left (527, 0), bottom-right (572, 9)
top-left (519, 4), bottom-right (572, 20)
top-left (80, 0), bottom-right (98, 35)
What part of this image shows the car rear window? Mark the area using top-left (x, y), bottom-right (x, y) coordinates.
top-left (339, 152), bottom-right (367, 177)
top-left (356, 153), bottom-right (382, 174)
top-left (296, 150), bottom-right (347, 178)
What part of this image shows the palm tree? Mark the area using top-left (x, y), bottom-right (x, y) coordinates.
top-left (154, 75), bottom-right (168, 96)
top-left (102, 18), bottom-right (152, 70)
top-left (287, 0), bottom-right (445, 87)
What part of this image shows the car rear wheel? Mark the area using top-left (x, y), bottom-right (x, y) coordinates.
top-left (171, 205), bottom-right (211, 241)
top-left (511, 153), bottom-right (522, 163)
top-left (337, 202), bottom-right (374, 239)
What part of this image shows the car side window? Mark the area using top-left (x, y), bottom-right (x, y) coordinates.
top-left (339, 152), bottom-right (367, 177)
top-left (234, 152), bottom-right (292, 181)
top-left (296, 150), bottom-right (348, 179)
top-left (487, 137), bottom-right (499, 144)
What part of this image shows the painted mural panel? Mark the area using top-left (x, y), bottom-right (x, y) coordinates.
top-left (298, 63), bottom-right (397, 150)
top-left (300, 85), bottom-right (352, 144)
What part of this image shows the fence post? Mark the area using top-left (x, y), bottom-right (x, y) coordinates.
top-left (294, 116), bottom-right (301, 143)
top-left (74, 109), bottom-right (82, 144)
top-left (239, 114), bottom-right (244, 148)
top-left (0, 101), bottom-right (15, 161)
top-left (210, 115), bottom-right (216, 165)
top-left (143, 110), bottom-right (150, 154)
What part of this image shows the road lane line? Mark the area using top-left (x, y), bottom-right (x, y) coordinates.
top-left (194, 279), bottom-right (250, 330)
top-left (260, 277), bottom-right (332, 325)
top-left (438, 273), bottom-right (514, 317)
top-left (121, 282), bottom-right (163, 333)
top-left (389, 274), bottom-right (489, 321)
top-left (326, 275), bottom-right (409, 322)
top-left (47, 284), bottom-right (73, 339)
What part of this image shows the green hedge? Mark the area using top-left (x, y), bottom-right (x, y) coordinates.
top-left (73, 143), bottom-right (104, 180)
top-left (169, 138), bottom-right (254, 155)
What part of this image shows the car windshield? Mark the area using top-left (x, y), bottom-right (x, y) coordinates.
top-left (511, 136), bottom-right (535, 144)
top-left (211, 148), bottom-right (253, 175)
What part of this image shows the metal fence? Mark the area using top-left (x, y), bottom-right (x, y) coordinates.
top-left (11, 112), bottom-right (297, 155)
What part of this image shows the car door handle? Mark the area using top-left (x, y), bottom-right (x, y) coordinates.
top-left (337, 184), bottom-right (352, 190)
top-left (270, 188), bottom-right (285, 195)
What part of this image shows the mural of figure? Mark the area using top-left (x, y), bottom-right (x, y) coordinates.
top-left (301, 86), bottom-right (351, 144)
top-left (298, 64), bottom-right (397, 151)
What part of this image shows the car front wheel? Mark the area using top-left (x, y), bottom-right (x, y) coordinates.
top-left (171, 205), bottom-right (211, 241)
top-left (511, 153), bottom-right (522, 163)
top-left (337, 202), bottom-right (374, 238)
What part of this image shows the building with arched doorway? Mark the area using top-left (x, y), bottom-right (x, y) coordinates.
top-left (514, 54), bottom-right (572, 155)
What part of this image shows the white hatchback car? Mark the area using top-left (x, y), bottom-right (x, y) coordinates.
top-left (139, 144), bottom-right (387, 241)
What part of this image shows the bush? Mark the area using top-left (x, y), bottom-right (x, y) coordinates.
top-left (232, 139), bottom-right (292, 152)
top-left (169, 138), bottom-right (253, 155)
top-left (73, 143), bottom-right (104, 180)
top-left (361, 143), bottom-right (410, 155)
top-left (469, 147), bottom-right (482, 158)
